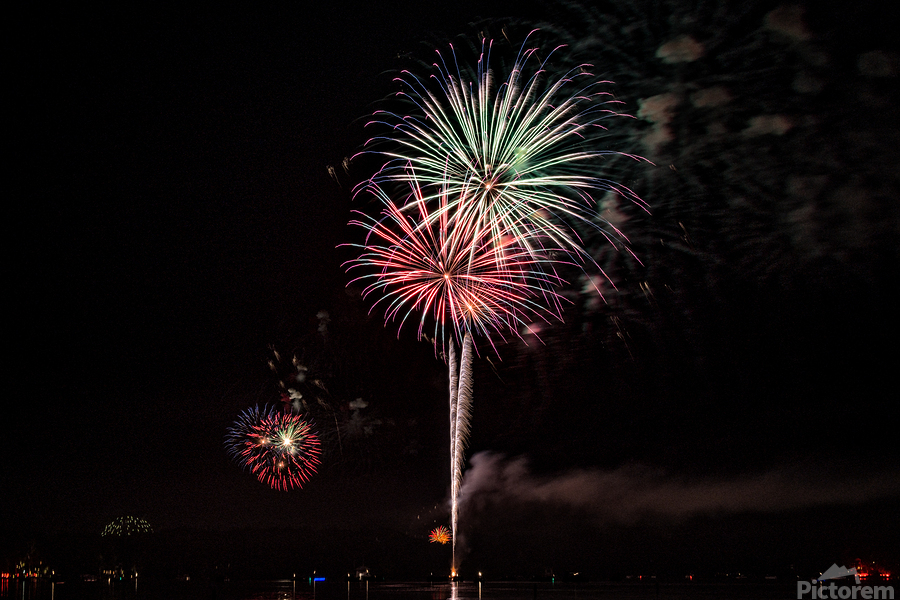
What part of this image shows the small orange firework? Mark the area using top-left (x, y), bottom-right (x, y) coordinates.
top-left (429, 526), bottom-right (451, 544)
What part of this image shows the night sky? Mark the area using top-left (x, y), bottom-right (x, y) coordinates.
top-left (8, 0), bottom-right (900, 581)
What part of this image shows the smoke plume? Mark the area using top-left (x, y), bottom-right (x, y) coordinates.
top-left (458, 452), bottom-right (900, 525)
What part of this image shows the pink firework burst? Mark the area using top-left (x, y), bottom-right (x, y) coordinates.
top-left (345, 174), bottom-right (568, 352)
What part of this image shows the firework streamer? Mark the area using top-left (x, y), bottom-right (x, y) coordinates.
top-left (448, 331), bottom-right (474, 564)
top-left (347, 175), bottom-right (567, 569)
top-left (448, 339), bottom-right (460, 544)
top-left (347, 31), bottom-right (647, 571)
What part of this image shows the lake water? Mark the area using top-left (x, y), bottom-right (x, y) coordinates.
top-left (0, 578), bottom-right (804, 600)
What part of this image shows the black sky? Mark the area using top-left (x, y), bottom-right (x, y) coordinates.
top-left (8, 0), bottom-right (900, 580)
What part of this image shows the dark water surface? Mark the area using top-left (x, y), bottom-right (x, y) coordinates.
top-left (0, 578), bottom-right (801, 600)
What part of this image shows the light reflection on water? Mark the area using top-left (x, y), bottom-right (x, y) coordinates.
top-left (0, 579), bottom-right (799, 600)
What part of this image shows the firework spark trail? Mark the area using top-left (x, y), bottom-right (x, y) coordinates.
top-left (348, 32), bottom-right (648, 571)
top-left (225, 405), bottom-right (321, 491)
top-left (448, 332), bottom-right (474, 564)
top-left (347, 177), bottom-right (566, 569)
top-left (347, 176), bottom-right (564, 563)
top-left (448, 339), bottom-right (460, 547)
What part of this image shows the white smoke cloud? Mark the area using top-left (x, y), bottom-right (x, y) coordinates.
top-left (458, 452), bottom-right (900, 526)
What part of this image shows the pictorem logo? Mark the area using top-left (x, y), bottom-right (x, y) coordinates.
top-left (797, 564), bottom-right (894, 599)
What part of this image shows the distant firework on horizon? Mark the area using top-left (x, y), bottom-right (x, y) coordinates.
top-left (101, 516), bottom-right (153, 537)
top-left (225, 405), bottom-right (321, 491)
top-left (429, 525), bottom-right (451, 544)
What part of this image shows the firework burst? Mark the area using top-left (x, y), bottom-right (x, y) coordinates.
top-left (347, 32), bottom-right (647, 571)
top-left (225, 405), bottom-right (321, 491)
top-left (346, 174), bottom-right (568, 352)
top-left (356, 31), bottom-right (649, 281)
top-left (429, 525), bottom-right (452, 544)
top-left (101, 516), bottom-right (153, 537)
